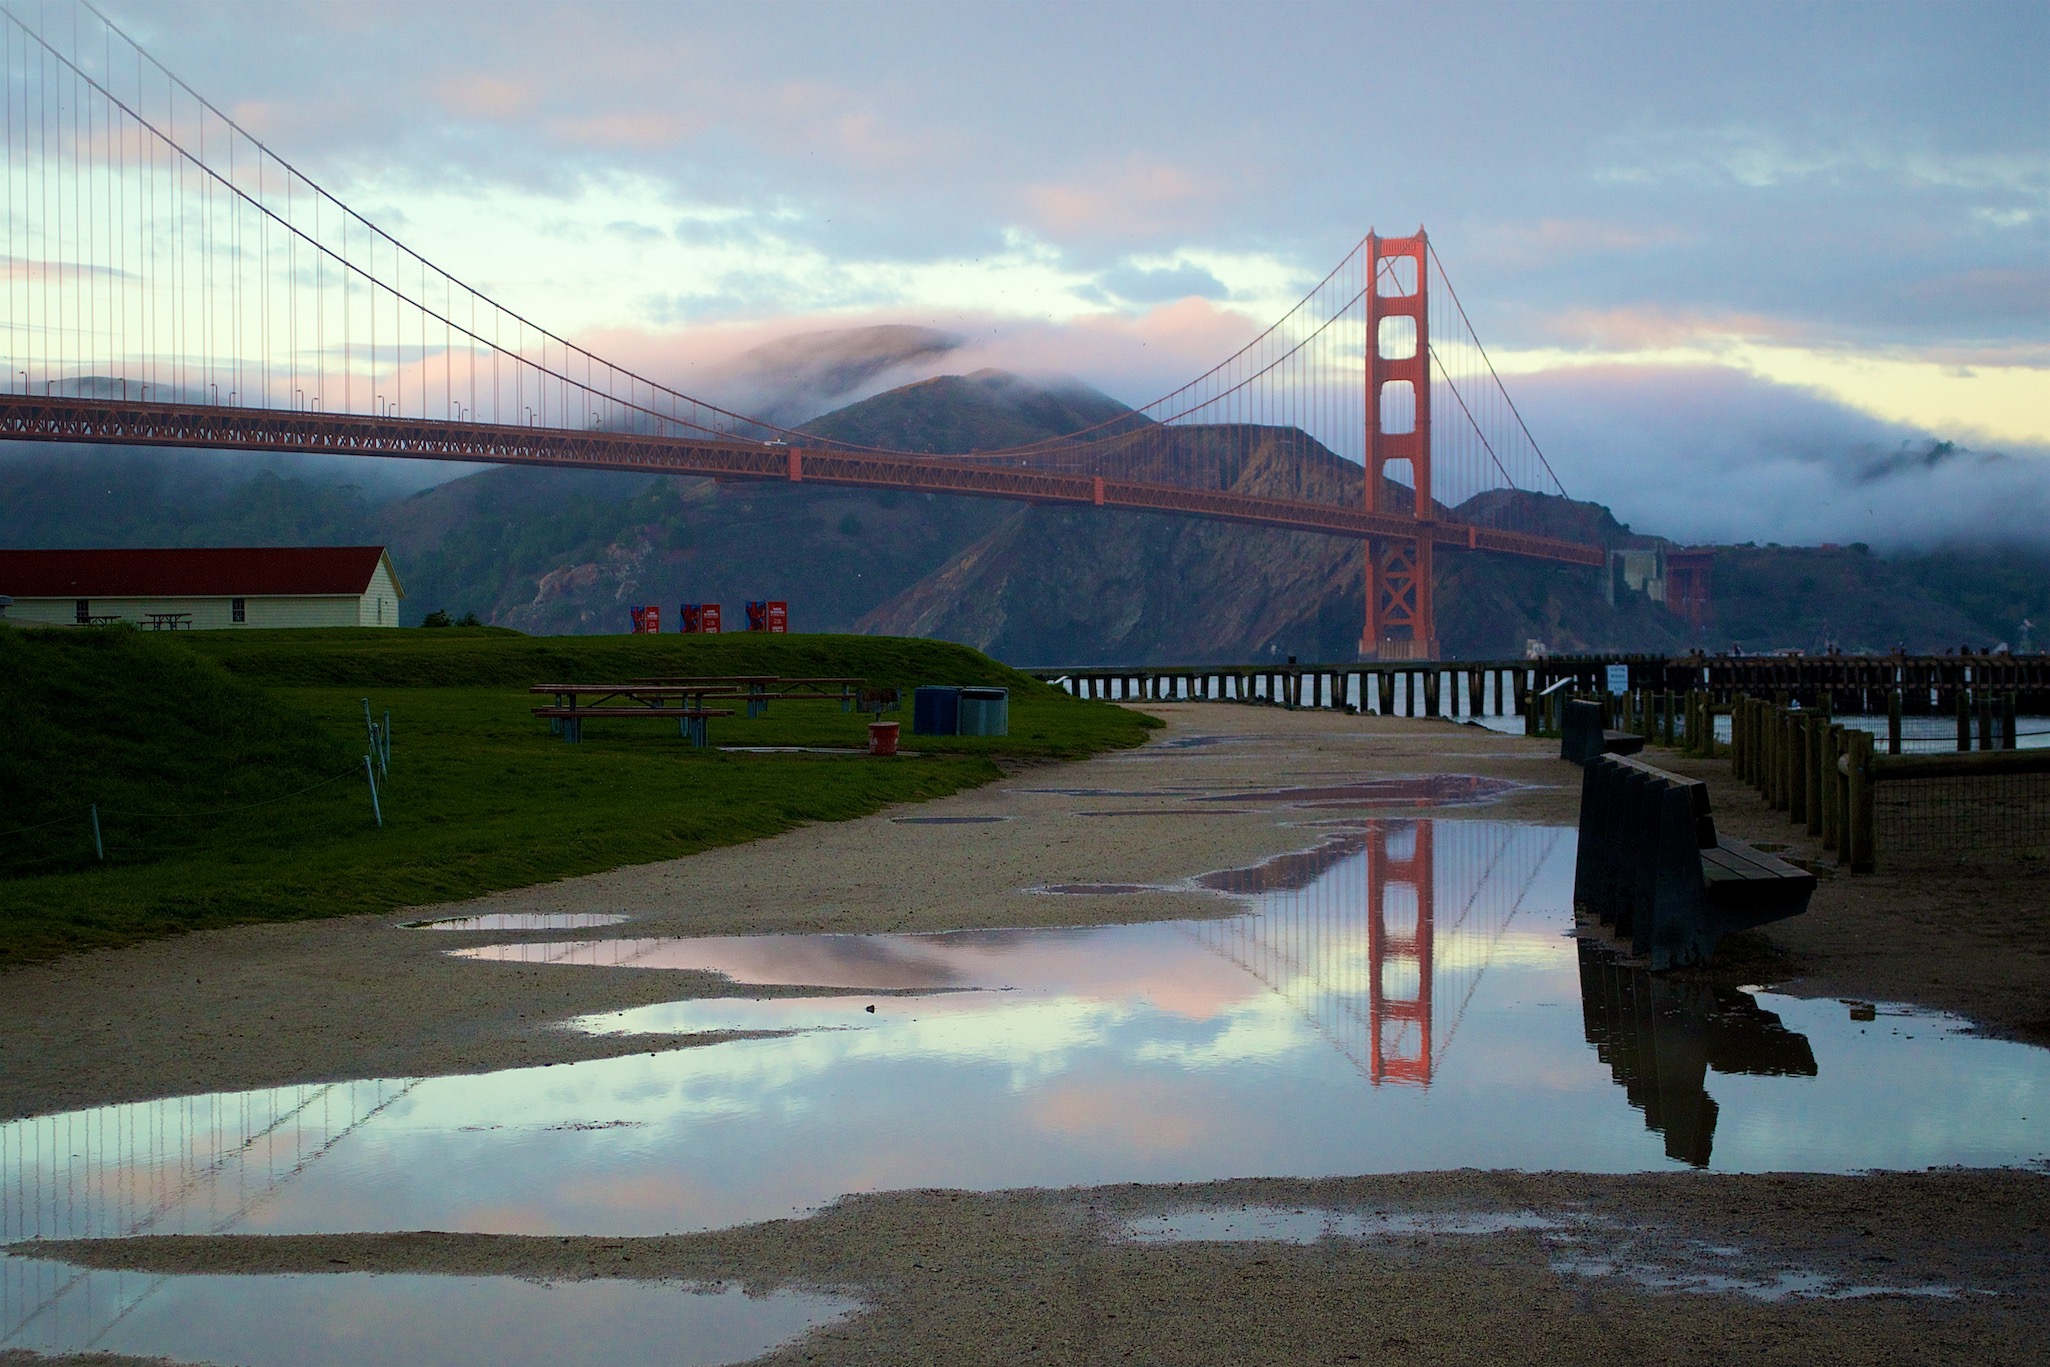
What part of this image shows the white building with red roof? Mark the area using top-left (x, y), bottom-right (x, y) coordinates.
top-left (0, 547), bottom-right (405, 630)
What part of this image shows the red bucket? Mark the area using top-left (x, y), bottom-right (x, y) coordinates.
top-left (868, 721), bottom-right (900, 756)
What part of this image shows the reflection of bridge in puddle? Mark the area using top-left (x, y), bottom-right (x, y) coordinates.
top-left (1188, 820), bottom-right (1564, 1086)
top-left (2, 1079), bottom-right (416, 1350)
top-left (460, 820), bottom-right (1567, 1090)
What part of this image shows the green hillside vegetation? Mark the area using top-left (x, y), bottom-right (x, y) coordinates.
top-left (1, 626), bottom-right (360, 872)
top-left (0, 626), bottom-right (1155, 966)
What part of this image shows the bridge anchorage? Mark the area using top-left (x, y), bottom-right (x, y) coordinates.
top-left (0, 1), bottom-right (1602, 655)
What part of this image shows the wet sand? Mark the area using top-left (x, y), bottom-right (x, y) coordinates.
top-left (7, 702), bottom-right (2050, 1364)
top-left (19, 1171), bottom-right (2050, 1365)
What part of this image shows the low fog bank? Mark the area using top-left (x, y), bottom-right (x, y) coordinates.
top-left (1518, 365), bottom-right (2050, 551)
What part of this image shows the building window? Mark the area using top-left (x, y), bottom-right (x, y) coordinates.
top-left (231, 597), bottom-right (246, 623)
top-left (376, 597), bottom-right (383, 624)
top-left (75, 599), bottom-right (89, 624)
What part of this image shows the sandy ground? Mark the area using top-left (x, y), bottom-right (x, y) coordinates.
top-left (6, 701), bottom-right (2050, 1364)
top-left (16, 1171), bottom-right (2050, 1365)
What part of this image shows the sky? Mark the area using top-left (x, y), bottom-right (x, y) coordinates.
top-left (90, 0), bottom-right (2050, 548)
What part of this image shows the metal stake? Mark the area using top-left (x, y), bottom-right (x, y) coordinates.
top-left (364, 756), bottom-right (383, 828)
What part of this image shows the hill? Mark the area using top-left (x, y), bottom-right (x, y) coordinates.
top-left (0, 626), bottom-right (359, 877)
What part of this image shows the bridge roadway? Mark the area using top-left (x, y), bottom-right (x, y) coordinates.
top-left (0, 395), bottom-right (1604, 568)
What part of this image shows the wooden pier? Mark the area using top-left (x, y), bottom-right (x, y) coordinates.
top-left (1026, 653), bottom-right (2050, 721)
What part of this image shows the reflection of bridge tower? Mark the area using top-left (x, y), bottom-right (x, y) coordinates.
top-left (1362, 229), bottom-right (1437, 660)
top-left (1185, 819), bottom-right (1563, 1088)
top-left (1366, 820), bottom-right (1434, 1084)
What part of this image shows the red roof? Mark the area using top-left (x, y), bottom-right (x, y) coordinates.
top-left (0, 547), bottom-right (397, 599)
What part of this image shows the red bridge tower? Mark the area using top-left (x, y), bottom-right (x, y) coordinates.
top-left (1361, 229), bottom-right (1437, 660)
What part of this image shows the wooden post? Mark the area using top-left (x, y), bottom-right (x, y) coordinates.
top-left (1888, 689), bottom-right (1903, 755)
top-left (1791, 711), bottom-right (1808, 822)
top-left (2004, 693), bottom-right (2018, 750)
top-left (1957, 690), bottom-right (1971, 751)
top-left (1805, 715), bottom-right (1824, 837)
top-left (1847, 729), bottom-right (1875, 873)
top-left (1467, 669), bottom-right (1483, 720)
top-left (1820, 723), bottom-right (1840, 852)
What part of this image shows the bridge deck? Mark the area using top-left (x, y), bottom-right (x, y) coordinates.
top-left (0, 396), bottom-right (1605, 569)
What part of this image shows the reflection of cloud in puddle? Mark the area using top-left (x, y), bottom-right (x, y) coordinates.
top-left (404, 913), bottom-right (629, 931)
top-left (1032, 1077), bottom-right (1217, 1155)
top-left (1118, 1204), bottom-right (1568, 1244)
top-left (0, 1258), bottom-right (858, 1366)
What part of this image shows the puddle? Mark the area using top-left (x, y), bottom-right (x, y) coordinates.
top-left (1075, 809), bottom-right (1257, 817)
top-left (1197, 774), bottom-right (1523, 808)
top-left (1118, 1206), bottom-right (1566, 1244)
top-left (1547, 1250), bottom-right (1965, 1302)
top-left (1036, 884), bottom-right (1154, 896)
top-left (403, 913), bottom-right (628, 931)
top-left (1021, 775), bottom-right (1523, 811)
top-left (6, 822), bottom-right (2047, 1285)
top-left (1110, 1207), bottom-right (1970, 1302)
top-left (892, 815), bottom-right (1010, 825)
top-left (0, 1257), bottom-right (855, 1366)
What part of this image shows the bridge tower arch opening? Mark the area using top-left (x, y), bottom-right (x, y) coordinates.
top-left (1361, 230), bottom-right (1437, 661)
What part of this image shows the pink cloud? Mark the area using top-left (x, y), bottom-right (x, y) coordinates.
top-left (1536, 304), bottom-right (1811, 351)
top-left (581, 298), bottom-right (1265, 419)
top-left (1023, 159), bottom-right (1232, 239)
top-left (435, 73), bottom-right (538, 122)
top-left (547, 111), bottom-right (704, 151)
top-left (1471, 217), bottom-right (1691, 270)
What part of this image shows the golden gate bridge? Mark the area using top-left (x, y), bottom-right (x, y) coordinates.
top-left (0, 0), bottom-right (1604, 657)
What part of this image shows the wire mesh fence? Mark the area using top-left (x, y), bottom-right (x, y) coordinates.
top-left (1875, 771), bottom-right (2050, 869)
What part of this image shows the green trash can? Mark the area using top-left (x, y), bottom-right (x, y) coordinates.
top-left (957, 686), bottom-right (1010, 737)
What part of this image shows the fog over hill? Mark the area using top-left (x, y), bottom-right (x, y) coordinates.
top-left (2, 329), bottom-right (2044, 658)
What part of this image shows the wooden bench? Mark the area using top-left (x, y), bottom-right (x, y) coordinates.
top-left (1561, 696), bottom-right (1646, 764)
top-left (1575, 752), bottom-right (1815, 969)
top-left (529, 684), bottom-right (735, 745)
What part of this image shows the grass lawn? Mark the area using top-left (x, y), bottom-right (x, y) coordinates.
top-left (1, 627), bottom-right (1156, 966)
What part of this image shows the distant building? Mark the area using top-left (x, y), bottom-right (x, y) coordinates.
top-left (0, 547), bottom-right (405, 630)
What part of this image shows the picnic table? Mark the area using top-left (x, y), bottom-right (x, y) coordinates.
top-left (142, 611), bottom-right (192, 631)
top-left (528, 683), bottom-right (736, 746)
top-left (631, 675), bottom-right (869, 717)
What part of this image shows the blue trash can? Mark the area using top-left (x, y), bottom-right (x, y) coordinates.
top-left (958, 686), bottom-right (1010, 737)
top-left (913, 686), bottom-right (961, 736)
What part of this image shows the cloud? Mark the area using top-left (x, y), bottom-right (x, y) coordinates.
top-left (1470, 218), bottom-right (1692, 270)
top-left (547, 112), bottom-right (703, 152)
top-left (1023, 160), bottom-right (1228, 240)
top-left (1515, 364), bottom-right (2050, 549)
top-left (436, 74), bottom-right (537, 122)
